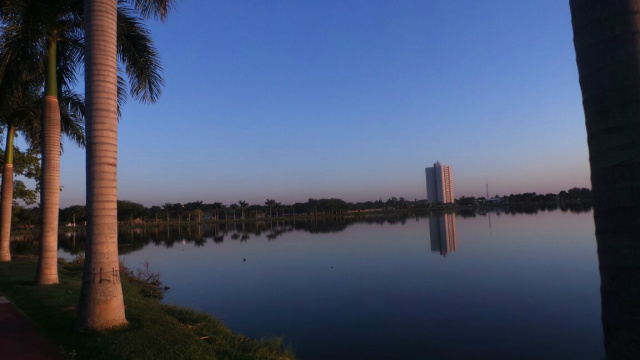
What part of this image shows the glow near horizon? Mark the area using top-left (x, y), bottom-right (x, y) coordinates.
top-left (50, 0), bottom-right (589, 207)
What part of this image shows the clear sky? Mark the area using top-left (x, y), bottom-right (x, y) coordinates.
top-left (51, 0), bottom-right (590, 207)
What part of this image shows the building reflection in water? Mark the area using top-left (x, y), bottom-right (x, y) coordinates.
top-left (429, 213), bottom-right (457, 256)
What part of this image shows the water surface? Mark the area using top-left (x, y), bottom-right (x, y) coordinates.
top-left (59, 209), bottom-right (603, 359)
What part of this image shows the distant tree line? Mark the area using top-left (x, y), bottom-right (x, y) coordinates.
top-left (8, 187), bottom-right (592, 227)
top-left (457, 187), bottom-right (591, 206)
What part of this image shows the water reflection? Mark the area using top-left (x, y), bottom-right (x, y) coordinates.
top-left (51, 214), bottom-right (427, 255)
top-left (5, 203), bottom-right (585, 258)
top-left (5, 204), bottom-right (605, 359)
top-left (428, 213), bottom-right (457, 256)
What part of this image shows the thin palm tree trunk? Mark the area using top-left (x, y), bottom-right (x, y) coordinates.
top-left (77, 0), bottom-right (126, 330)
top-left (36, 39), bottom-right (61, 285)
top-left (0, 125), bottom-right (16, 262)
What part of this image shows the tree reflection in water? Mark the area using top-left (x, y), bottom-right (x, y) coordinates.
top-left (6, 203), bottom-right (595, 258)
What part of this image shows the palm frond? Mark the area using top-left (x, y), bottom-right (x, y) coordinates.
top-left (0, 1), bottom-right (48, 87)
top-left (117, 5), bottom-right (164, 104)
top-left (125, 0), bottom-right (175, 21)
top-left (117, 72), bottom-right (127, 118)
top-left (59, 89), bottom-right (85, 148)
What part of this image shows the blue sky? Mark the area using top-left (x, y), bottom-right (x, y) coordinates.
top-left (51, 0), bottom-right (589, 207)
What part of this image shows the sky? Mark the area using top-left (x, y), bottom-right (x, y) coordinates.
top-left (48, 0), bottom-right (590, 207)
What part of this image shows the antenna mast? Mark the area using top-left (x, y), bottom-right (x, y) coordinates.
top-left (486, 176), bottom-right (489, 198)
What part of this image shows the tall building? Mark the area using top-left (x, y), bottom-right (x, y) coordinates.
top-left (425, 161), bottom-right (455, 204)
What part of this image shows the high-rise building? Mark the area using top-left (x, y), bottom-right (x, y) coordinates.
top-left (425, 161), bottom-right (455, 204)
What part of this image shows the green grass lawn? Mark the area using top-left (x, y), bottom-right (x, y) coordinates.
top-left (0, 258), bottom-right (295, 360)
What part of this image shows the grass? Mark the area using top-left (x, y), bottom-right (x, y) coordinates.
top-left (0, 258), bottom-right (295, 360)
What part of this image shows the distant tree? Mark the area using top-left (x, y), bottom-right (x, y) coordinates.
top-left (265, 199), bottom-right (276, 217)
top-left (184, 201), bottom-right (203, 212)
top-left (59, 205), bottom-right (86, 226)
top-left (184, 201), bottom-right (203, 222)
top-left (457, 196), bottom-right (476, 206)
top-left (566, 187), bottom-right (591, 200)
top-left (148, 205), bottom-right (163, 222)
top-left (211, 202), bottom-right (224, 220)
top-left (229, 203), bottom-right (238, 220)
top-left (238, 200), bottom-right (248, 219)
top-left (162, 203), bottom-right (174, 222)
top-left (117, 200), bottom-right (147, 222)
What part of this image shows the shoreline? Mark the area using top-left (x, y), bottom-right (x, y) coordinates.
top-left (0, 258), bottom-right (295, 360)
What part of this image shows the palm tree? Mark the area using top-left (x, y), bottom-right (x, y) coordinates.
top-left (265, 198), bottom-right (276, 217)
top-left (0, 0), bottom-right (85, 283)
top-left (274, 201), bottom-right (282, 217)
top-left (238, 200), bottom-right (248, 219)
top-left (78, 0), bottom-right (125, 322)
top-left (211, 202), bottom-right (223, 221)
top-left (570, 3), bottom-right (640, 357)
top-left (0, 0), bottom-right (167, 284)
top-left (162, 203), bottom-right (174, 223)
top-left (229, 203), bottom-right (237, 221)
top-left (570, 1), bottom-right (640, 220)
top-left (0, 66), bottom-right (28, 261)
top-left (77, 0), bottom-right (172, 330)
top-left (0, 57), bottom-right (84, 262)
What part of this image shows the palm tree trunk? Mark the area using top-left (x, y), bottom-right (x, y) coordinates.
top-left (571, 0), bottom-right (640, 219)
top-left (0, 125), bottom-right (16, 262)
top-left (77, 0), bottom-right (126, 330)
top-left (36, 39), bottom-right (61, 285)
top-left (571, 3), bottom-right (640, 357)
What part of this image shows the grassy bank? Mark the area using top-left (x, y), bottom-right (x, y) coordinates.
top-left (0, 258), bottom-right (295, 360)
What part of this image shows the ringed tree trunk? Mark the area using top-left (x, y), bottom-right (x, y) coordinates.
top-left (36, 39), bottom-right (61, 285)
top-left (571, 1), bottom-right (640, 357)
top-left (0, 125), bottom-right (16, 262)
top-left (77, 0), bottom-right (127, 330)
top-left (571, 0), bottom-right (640, 223)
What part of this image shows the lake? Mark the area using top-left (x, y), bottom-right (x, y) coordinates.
top-left (58, 207), bottom-right (604, 359)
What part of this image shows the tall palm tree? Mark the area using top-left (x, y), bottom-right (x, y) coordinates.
top-left (77, 0), bottom-right (124, 328)
top-left (570, 2), bottom-right (640, 357)
top-left (77, 0), bottom-right (172, 331)
top-left (0, 0), bottom-right (85, 284)
top-left (162, 203), bottom-right (173, 223)
top-left (0, 57), bottom-right (84, 262)
top-left (238, 200), bottom-right (248, 219)
top-left (0, 75), bottom-right (33, 262)
top-left (0, 0), bottom-right (167, 284)
top-left (570, 0), bottom-right (640, 221)
top-left (229, 203), bottom-right (237, 221)
top-left (265, 198), bottom-right (276, 217)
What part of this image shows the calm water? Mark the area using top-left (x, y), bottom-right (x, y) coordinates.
top-left (58, 208), bottom-right (604, 359)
